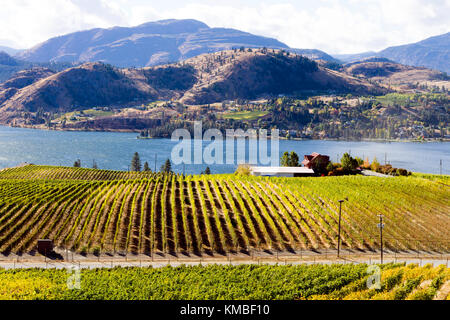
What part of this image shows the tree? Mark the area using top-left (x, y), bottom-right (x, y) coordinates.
top-left (160, 158), bottom-right (172, 173)
top-left (281, 152), bottom-right (290, 167)
top-left (73, 159), bottom-right (81, 168)
top-left (281, 151), bottom-right (300, 167)
top-left (289, 151), bottom-right (300, 167)
top-left (363, 157), bottom-right (371, 169)
top-left (92, 160), bottom-right (98, 169)
top-left (143, 161), bottom-right (150, 172)
top-left (341, 153), bottom-right (358, 172)
top-left (131, 152), bottom-right (141, 172)
top-left (311, 156), bottom-right (330, 174)
top-left (354, 157), bottom-right (364, 166)
top-left (371, 157), bottom-right (380, 172)
top-left (204, 167), bottom-right (211, 175)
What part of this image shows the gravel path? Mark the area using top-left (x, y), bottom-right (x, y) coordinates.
top-left (1, 249), bottom-right (448, 269)
top-left (361, 170), bottom-right (393, 178)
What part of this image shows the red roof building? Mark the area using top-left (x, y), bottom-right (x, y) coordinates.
top-left (301, 152), bottom-right (330, 169)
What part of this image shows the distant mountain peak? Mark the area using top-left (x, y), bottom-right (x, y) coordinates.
top-left (16, 19), bottom-right (288, 67)
top-left (336, 32), bottom-right (450, 73)
top-left (137, 18), bottom-right (209, 28)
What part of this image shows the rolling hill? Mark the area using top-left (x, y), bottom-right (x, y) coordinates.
top-left (0, 49), bottom-right (386, 124)
top-left (344, 57), bottom-right (449, 89)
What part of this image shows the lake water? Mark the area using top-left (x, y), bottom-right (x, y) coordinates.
top-left (0, 126), bottom-right (448, 175)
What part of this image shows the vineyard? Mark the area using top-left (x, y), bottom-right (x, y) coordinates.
top-left (0, 165), bottom-right (449, 255)
top-left (0, 263), bottom-right (449, 300)
top-left (0, 165), bottom-right (153, 181)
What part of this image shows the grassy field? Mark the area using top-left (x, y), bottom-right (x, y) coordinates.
top-left (0, 263), bottom-right (448, 300)
top-left (0, 165), bottom-right (448, 255)
top-left (412, 172), bottom-right (450, 185)
top-left (219, 110), bottom-right (269, 120)
top-left (56, 108), bottom-right (114, 121)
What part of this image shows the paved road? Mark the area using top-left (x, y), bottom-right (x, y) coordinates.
top-left (1, 256), bottom-right (448, 269)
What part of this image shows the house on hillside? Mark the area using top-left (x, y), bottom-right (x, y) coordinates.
top-left (301, 152), bottom-right (330, 169)
top-left (250, 166), bottom-right (315, 177)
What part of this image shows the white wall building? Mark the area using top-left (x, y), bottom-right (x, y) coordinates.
top-left (250, 166), bottom-right (315, 177)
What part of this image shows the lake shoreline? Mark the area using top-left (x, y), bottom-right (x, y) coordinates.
top-left (5, 124), bottom-right (449, 143)
top-left (0, 125), bottom-right (448, 175)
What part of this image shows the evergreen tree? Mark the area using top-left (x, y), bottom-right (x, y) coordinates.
top-left (281, 151), bottom-right (290, 167)
top-left (143, 161), bottom-right (150, 172)
top-left (281, 151), bottom-right (300, 167)
top-left (160, 158), bottom-right (172, 173)
top-left (341, 153), bottom-right (358, 172)
top-left (131, 152), bottom-right (141, 172)
top-left (73, 159), bottom-right (81, 167)
top-left (289, 151), bottom-right (300, 166)
top-left (204, 166), bottom-right (211, 175)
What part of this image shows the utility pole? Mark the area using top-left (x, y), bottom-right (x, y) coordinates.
top-left (377, 215), bottom-right (384, 264)
top-left (154, 154), bottom-right (157, 172)
top-left (440, 159), bottom-right (442, 175)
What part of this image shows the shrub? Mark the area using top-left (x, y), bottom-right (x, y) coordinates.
top-left (235, 164), bottom-right (251, 176)
top-left (371, 157), bottom-right (380, 172)
top-left (80, 246), bottom-right (88, 256)
top-left (379, 164), bottom-right (392, 174)
top-left (354, 157), bottom-right (364, 166)
top-left (362, 157), bottom-right (371, 169)
top-left (333, 168), bottom-right (345, 176)
top-left (93, 246), bottom-right (101, 256)
top-left (326, 162), bottom-right (334, 173)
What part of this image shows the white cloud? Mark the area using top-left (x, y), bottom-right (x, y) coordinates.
top-left (0, 0), bottom-right (448, 53)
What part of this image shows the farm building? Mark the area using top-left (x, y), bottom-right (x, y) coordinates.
top-left (301, 152), bottom-right (330, 169)
top-left (250, 166), bottom-right (315, 177)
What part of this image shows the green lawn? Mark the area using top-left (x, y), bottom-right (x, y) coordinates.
top-left (220, 110), bottom-right (269, 120)
top-left (57, 108), bottom-right (114, 121)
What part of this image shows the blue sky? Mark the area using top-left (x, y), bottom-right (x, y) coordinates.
top-left (0, 0), bottom-right (448, 54)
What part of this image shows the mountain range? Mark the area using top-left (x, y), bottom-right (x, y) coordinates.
top-left (0, 51), bottom-right (77, 83)
top-left (0, 46), bottom-right (22, 56)
top-left (336, 32), bottom-right (450, 74)
top-left (2, 19), bottom-right (448, 76)
top-left (12, 19), bottom-right (341, 68)
top-left (16, 19), bottom-right (290, 67)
